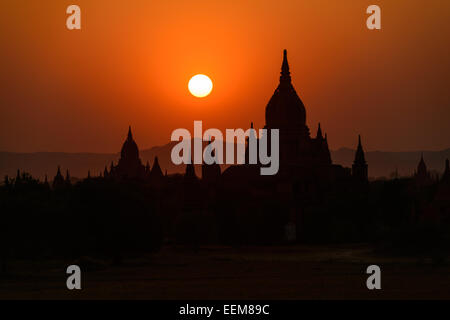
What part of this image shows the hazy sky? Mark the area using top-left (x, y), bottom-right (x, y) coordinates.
top-left (0, 0), bottom-right (449, 153)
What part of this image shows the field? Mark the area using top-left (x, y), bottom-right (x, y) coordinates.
top-left (1, 245), bottom-right (450, 299)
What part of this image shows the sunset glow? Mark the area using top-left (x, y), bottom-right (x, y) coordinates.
top-left (0, 0), bottom-right (449, 153)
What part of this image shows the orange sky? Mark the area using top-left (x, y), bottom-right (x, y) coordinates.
top-left (0, 0), bottom-right (449, 153)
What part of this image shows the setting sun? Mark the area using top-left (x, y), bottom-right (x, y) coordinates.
top-left (188, 74), bottom-right (213, 98)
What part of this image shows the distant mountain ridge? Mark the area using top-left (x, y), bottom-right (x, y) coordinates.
top-left (332, 147), bottom-right (450, 178)
top-left (1, 143), bottom-right (449, 181)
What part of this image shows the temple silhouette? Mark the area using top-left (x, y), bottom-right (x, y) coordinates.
top-left (103, 126), bottom-right (164, 183)
top-left (42, 50), bottom-right (450, 242)
top-left (96, 50), bottom-right (369, 190)
top-left (221, 50), bottom-right (367, 188)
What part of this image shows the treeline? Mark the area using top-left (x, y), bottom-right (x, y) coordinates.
top-left (1, 172), bottom-right (449, 265)
top-left (0, 174), bottom-right (163, 265)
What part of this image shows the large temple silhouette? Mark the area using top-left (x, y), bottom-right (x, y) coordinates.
top-left (61, 50), bottom-right (372, 242)
top-left (99, 50), bottom-right (368, 188)
top-left (221, 50), bottom-right (368, 189)
top-left (45, 50), bottom-right (450, 241)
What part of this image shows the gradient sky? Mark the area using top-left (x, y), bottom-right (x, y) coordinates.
top-left (0, 0), bottom-right (449, 153)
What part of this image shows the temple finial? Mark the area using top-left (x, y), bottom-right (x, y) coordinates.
top-left (354, 134), bottom-right (366, 164)
top-left (128, 126), bottom-right (132, 140)
top-left (317, 123), bottom-right (323, 139)
top-left (280, 49), bottom-right (291, 83)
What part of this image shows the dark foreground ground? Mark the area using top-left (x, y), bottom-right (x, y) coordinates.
top-left (1, 245), bottom-right (450, 299)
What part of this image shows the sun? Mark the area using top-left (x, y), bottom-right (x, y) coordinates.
top-left (188, 74), bottom-right (213, 98)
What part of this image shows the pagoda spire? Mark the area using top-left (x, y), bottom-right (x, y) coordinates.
top-left (417, 152), bottom-right (427, 175)
top-left (280, 49), bottom-right (291, 84)
top-left (151, 156), bottom-right (163, 177)
top-left (316, 123), bottom-right (323, 140)
top-left (127, 126), bottom-right (133, 140)
top-left (354, 135), bottom-right (366, 164)
top-left (352, 134), bottom-right (368, 182)
top-left (53, 166), bottom-right (65, 189)
top-left (419, 152), bottom-right (425, 165)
